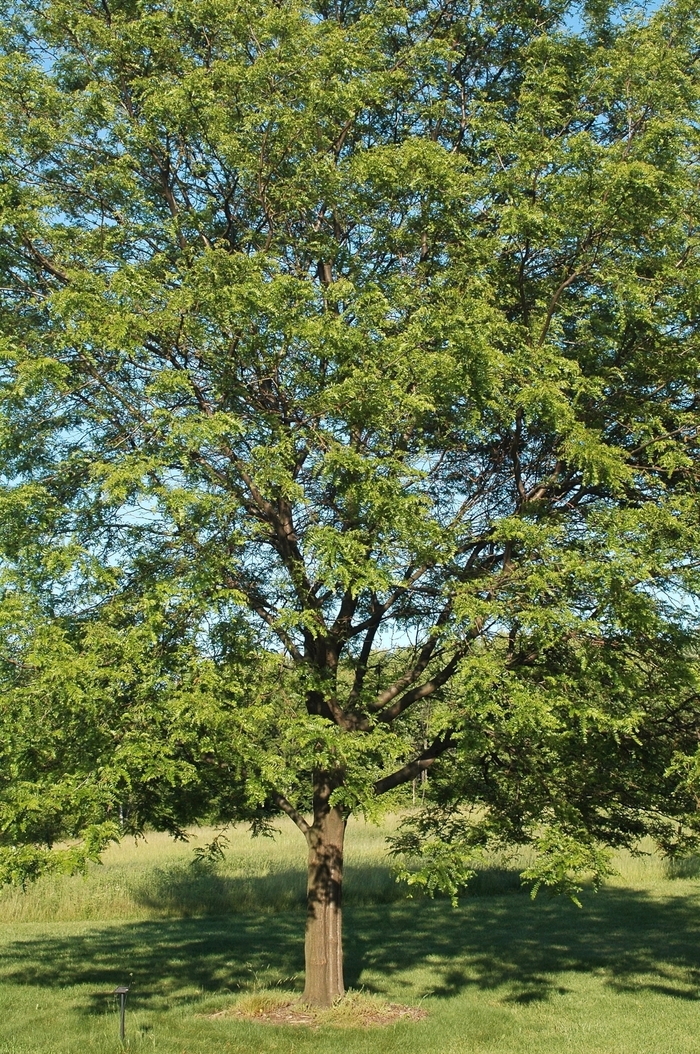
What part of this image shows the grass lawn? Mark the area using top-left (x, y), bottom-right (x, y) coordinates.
top-left (0, 819), bottom-right (698, 1053)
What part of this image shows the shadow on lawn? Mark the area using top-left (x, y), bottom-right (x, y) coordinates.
top-left (127, 859), bottom-right (406, 918)
top-left (1, 870), bottom-right (699, 1016)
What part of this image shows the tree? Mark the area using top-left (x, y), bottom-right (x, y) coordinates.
top-left (2, 0), bottom-right (700, 1007)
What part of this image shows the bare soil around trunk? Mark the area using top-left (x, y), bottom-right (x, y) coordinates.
top-left (206, 989), bottom-right (428, 1029)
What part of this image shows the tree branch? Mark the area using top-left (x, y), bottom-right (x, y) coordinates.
top-left (374, 734), bottom-right (455, 795)
top-left (369, 600), bottom-right (453, 711)
top-left (375, 651), bottom-right (464, 723)
top-left (273, 792), bottom-right (311, 836)
top-left (21, 237), bottom-right (70, 283)
top-left (346, 566), bottom-right (431, 641)
top-left (347, 596), bottom-right (382, 705)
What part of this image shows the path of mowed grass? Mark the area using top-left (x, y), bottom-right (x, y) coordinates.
top-left (0, 819), bottom-right (699, 1053)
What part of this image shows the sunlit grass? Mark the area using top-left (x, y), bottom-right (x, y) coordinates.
top-left (0, 817), bottom-right (403, 923)
top-left (1, 817), bottom-right (699, 1053)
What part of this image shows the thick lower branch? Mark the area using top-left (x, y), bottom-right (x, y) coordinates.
top-left (374, 734), bottom-right (455, 795)
top-left (273, 792), bottom-right (311, 836)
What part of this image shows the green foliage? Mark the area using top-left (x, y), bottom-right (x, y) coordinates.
top-left (519, 831), bottom-right (617, 905)
top-left (0, 0), bottom-right (700, 907)
top-left (389, 810), bottom-right (480, 906)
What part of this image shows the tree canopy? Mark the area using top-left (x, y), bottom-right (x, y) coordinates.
top-left (1, 0), bottom-right (700, 1004)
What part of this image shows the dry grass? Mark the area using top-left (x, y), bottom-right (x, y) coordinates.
top-left (207, 988), bottom-right (428, 1029)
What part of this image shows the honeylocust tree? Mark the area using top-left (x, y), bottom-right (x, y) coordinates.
top-left (2, 0), bottom-right (700, 1006)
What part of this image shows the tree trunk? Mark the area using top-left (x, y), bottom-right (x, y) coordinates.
top-left (303, 798), bottom-right (345, 1006)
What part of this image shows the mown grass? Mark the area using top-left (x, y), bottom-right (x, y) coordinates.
top-left (0, 818), bottom-right (699, 1053)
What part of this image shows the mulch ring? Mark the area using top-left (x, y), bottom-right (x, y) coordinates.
top-left (206, 993), bottom-right (428, 1029)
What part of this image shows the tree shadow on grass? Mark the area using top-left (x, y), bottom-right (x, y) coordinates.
top-left (127, 860), bottom-right (404, 918)
top-left (344, 883), bottom-right (700, 1004)
top-left (0, 911), bottom-right (307, 1016)
top-left (0, 869), bottom-right (699, 1017)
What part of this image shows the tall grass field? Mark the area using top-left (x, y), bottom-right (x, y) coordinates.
top-left (0, 817), bottom-right (698, 1053)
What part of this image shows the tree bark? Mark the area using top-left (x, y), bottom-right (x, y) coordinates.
top-left (303, 785), bottom-right (345, 1006)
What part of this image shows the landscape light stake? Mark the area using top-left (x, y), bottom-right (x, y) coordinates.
top-left (113, 986), bottom-right (129, 1041)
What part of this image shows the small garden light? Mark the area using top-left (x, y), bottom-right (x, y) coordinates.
top-left (113, 986), bottom-right (129, 1041)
